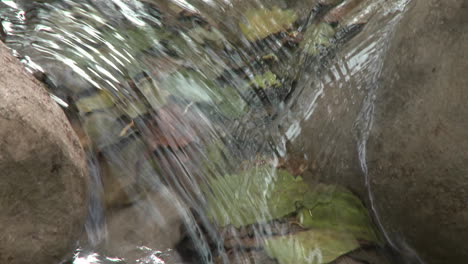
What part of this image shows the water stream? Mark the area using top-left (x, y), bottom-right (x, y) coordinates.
top-left (0, 0), bottom-right (413, 263)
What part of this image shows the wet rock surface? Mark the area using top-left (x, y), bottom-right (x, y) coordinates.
top-left (95, 190), bottom-right (186, 263)
top-left (366, 0), bottom-right (468, 263)
top-left (0, 42), bottom-right (88, 264)
top-left (291, 0), bottom-right (468, 262)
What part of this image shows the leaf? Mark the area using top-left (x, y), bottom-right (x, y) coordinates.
top-left (135, 76), bottom-right (168, 110)
top-left (239, 7), bottom-right (297, 41)
top-left (203, 166), bottom-right (381, 262)
top-left (159, 70), bottom-right (218, 103)
top-left (203, 166), bottom-right (308, 227)
top-left (75, 90), bottom-right (115, 113)
top-left (188, 26), bottom-right (225, 46)
top-left (300, 23), bottom-right (336, 55)
top-left (298, 185), bottom-right (380, 244)
top-left (82, 110), bottom-right (127, 150)
top-left (203, 140), bottom-right (234, 175)
top-left (160, 29), bottom-right (229, 79)
top-left (100, 26), bottom-right (169, 55)
top-left (264, 229), bottom-right (360, 264)
top-left (157, 67), bottom-right (247, 119)
top-left (121, 100), bottom-right (149, 119)
top-left (214, 86), bottom-right (248, 119)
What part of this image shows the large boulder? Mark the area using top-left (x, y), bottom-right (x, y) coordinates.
top-left (366, 0), bottom-right (468, 263)
top-left (0, 42), bottom-right (88, 264)
top-left (290, 0), bottom-right (467, 263)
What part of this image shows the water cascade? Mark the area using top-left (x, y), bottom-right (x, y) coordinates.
top-left (0, 0), bottom-right (413, 263)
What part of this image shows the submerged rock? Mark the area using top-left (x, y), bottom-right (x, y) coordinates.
top-left (0, 42), bottom-right (88, 264)
top-left (95, 190), bottom-right (186, 264)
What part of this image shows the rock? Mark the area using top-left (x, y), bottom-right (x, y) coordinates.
top-left (365, 0), bottom-right (468, 263)
top-left (287, 0), bottom-right (401, 195)
top-left (0, 42), bottom-right (88, 264)
top-left (290, 0), bottom-right (468, 263)
top-left (94, 190), bottom-right (187, 263)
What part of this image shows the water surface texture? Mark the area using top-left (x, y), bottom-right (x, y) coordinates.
top-left (0, 0), bottom-right (412, 263)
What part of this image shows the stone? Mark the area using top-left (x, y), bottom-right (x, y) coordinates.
top-left (0, 42), bottom-right (89, 264)
top-left (94, 190), bottom-right (186, 263)
top-left (290, 0), bottom-right (468, 262)
top-left (287, 0), bottom-right (404, 196)
top-left (366, 0), bottom-right (468, 263)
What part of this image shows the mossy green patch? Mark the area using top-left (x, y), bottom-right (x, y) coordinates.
top-left (159, 69), bottom-right (218, 103)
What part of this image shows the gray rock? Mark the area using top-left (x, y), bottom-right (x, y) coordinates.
top-left (0, 42), bottom-right (88, 264)
top-left (366, 0), bottom-right (468, 263)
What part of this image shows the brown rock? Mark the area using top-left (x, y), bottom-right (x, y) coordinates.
top-left (290, 0), bottom-right (468, 262)
top-left (366, 0), bottom-right (468, 263)
top-left (95, 190), bottom-right (186, 263)
top-left (287, 0), bottom-right (400, 195)
top-left (0, 42), bottom-right (89, 264)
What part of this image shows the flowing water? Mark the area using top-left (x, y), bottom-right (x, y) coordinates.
top-left (0, 0), bottom-right (414, 263)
